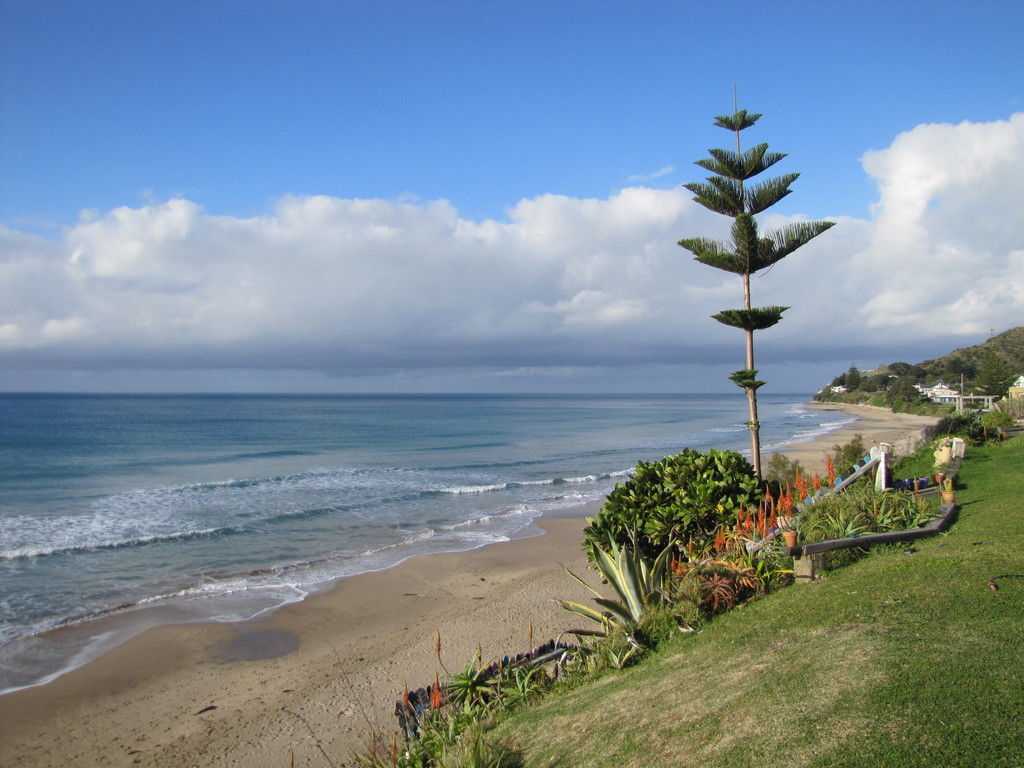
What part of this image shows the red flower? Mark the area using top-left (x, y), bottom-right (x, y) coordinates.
top-left (825, 456), bottom-right (836, 485)
top-left (794, 473), bottom-right (808, 501)
top-left (431, 672), bottom-right (444, 708)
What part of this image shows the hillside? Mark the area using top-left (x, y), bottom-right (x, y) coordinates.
top-left (917, 325), bottom-right (1024, 381)
top-left (819, 325), bottom-right (1023, 408)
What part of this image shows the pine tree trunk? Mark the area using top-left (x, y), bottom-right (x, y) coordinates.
top-left (735, 119), bottom-right (762, 478)
top-left (746, 386), bottom-right (762, 478)
top-left (742, 273), bottom-right (762, 478)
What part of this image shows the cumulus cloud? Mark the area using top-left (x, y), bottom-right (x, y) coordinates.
top-left (853, 114), bottom-right (1024, 334)
top-left (1, 114), bottom-right (1022, 383)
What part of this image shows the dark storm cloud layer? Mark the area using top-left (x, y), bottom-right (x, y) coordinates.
top-left (0, 333), bottom-right (931, 375)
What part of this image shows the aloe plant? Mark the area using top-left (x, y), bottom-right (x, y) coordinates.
top-left (561, 535), bottom-right (672, 636)
top-left (444, 651), bottom-right (499, 710)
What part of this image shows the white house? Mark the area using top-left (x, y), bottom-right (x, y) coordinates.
top-left (916, 381), bottom-right (959, 403)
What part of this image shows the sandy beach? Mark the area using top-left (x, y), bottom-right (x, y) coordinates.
top-left (765, 402), bottom-right (940, 474)
top-left (0, 402), bottom-right (939, 768)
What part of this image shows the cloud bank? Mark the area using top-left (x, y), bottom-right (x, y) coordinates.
top-left (2, 114), bottom-right (1022, 388)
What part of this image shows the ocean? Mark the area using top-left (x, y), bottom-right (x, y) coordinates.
top-left (0, 393), bottom-right (852, 693)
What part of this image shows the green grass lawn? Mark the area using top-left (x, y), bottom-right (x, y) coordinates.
top-left (492, 436), bottom-right (1024, 768)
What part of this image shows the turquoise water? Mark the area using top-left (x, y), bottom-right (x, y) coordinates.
top-left (0, 393), bottom-right (851, 691)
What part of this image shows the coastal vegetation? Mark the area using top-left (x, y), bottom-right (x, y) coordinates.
top-left (678, 107), bottom-right (835, 477)
top-left (487, 435), bottom-right (1024, 767)
top-left (581, 448), bottom-right (762, 560)
top-left (353, 428), bottom-right (1020, 767)
top-left (816, 325), bottom-right (1024, 413)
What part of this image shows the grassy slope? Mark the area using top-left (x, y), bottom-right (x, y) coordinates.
top-left (494, 437), bottom-right (1024, 768)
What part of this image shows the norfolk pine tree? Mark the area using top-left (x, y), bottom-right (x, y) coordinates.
top-left (679, 108), bottom-right (835, 478)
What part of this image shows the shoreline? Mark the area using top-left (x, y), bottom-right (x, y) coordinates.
top-left (772, 402), bottom-right (938, 473)
top-left (0, 402), bottom-right (939, 767)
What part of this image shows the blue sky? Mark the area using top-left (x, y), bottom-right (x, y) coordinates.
top-left (1, 1), bottom-right (1022, 393)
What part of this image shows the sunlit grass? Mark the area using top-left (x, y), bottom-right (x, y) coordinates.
top-left (491, 437), bottom-right (1024, 768)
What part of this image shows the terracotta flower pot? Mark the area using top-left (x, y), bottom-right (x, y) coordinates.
top-left (942, 490), bottom-right (956, 505)
top-left (783, 530), bottom-right (798, 548)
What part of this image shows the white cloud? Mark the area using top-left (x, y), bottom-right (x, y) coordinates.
top-left (1, 114), bottom-right (1022, 384)
top-left (853, 114), bottom-right (1024, 335)
top-left (626, 165), bottom-right (675, 183)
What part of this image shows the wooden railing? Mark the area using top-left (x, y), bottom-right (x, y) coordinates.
top-left (784, 458), bottom-right (962, 581)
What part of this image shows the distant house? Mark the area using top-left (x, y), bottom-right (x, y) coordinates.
top-left (830, 385), bottom-right (848, 394)
top-left (1010, 375), bottom-right (1024, 399)
top-left (916, 381), bottom-right (959, 404)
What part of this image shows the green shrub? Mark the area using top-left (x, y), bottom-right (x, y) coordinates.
top-left (828, 433), bottom-right (868, 477)
top-left (927, 411), bottom-right (985, 442)
top-left (982, 409), bottom-right (1014, 430)
top-left (764, 452), bottom-right (807, 487)
top-left (794, 482), bottom-right (939, 546)
top-left (584, 449), bottom-right (762, 559)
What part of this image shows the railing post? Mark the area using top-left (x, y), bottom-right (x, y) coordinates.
top-left (793, 551), bottom-right (826, 582)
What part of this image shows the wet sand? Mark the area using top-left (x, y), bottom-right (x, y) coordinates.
top-left (0, 402), bottom-right (938, 767)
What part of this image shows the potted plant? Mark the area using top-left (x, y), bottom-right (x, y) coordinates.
top-left (941, 477), bottom-right (956, 505)
top-left (778, 518), bottom-right (799, 548)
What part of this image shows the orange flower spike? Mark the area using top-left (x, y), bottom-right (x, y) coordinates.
top-left (825, 456), bottom-right (836, 485)
top-left (794, 472), bottom-right (807, 501)
top-left (431, 672), bottom-right (443, 708)
top-left (811, 473), bottom-right (823, 490)
top-left (714, 528), bottom-right (726, 551)
top-left (768, 508), bottom-right (777, 530)
top-left (402, 680), bottom-right (410, 707)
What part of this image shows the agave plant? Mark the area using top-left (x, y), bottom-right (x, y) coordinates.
top-left (445, 651), bottom-right (498, 710)
top-left (560, 534), bottom-right (672, 637)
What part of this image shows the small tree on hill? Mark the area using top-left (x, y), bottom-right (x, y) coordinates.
top-left (845, 365), bottom-right (863, 391)
top-left (679, 107), bottom-right (835, 477)
top-left (974, 352), bottom-right (1015, 396)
